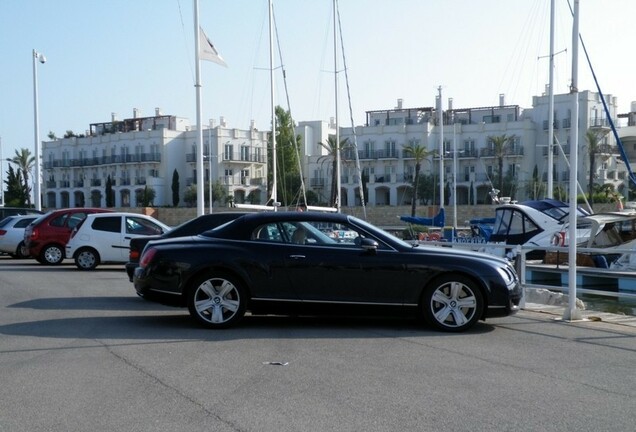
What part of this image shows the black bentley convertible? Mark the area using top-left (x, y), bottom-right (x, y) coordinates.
top-left (134, 211), bottom-right (521, 332)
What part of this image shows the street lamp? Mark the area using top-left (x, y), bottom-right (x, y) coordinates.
top-left (33, 49), bottom-right (46, 211)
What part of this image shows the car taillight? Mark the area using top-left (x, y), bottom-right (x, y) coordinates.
top-left (129, 249), bottom-right (140, 260)
top-left (0, 230), bottom-right (6, 236)
top-left (139, 247), bottom-right (157, 268)
top-left (30, 227), bottom-right (39, 240)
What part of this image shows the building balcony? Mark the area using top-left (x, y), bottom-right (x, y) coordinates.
top-left (45, 153), bottom-right (162, 169)
top-left (479, 146), bottom-right (524, 157)
top-left (377, 149), bottom-right (399, 159)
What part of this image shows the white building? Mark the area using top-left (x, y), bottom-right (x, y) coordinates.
top-left (42, 109), bottom-right (268, 209)
top-left (300, 90), bottom-right (626, 207)
top-left (41, 89), bottom-right (633, 211)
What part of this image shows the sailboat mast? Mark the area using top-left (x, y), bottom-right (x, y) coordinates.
top-left (194, 0), bottom-right (205, 216)
top-left (333, 0), bottom-right (341, 213)
top-left (565, 0), bottom-right (581, 321)
top-left (269, 0), bottom-right (277, 208)
top-left (547, 0), bottom-right (556, 198)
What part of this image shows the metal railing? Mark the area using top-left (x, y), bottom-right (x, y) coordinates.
top-left (418, 240), bottom-right (636, 307)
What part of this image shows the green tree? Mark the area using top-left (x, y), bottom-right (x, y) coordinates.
top-left (136, 186), bottom-right (156, 207)
top-left (268, 106), bottom-right (303, 206)
top-left (8, 148), bottom-right (35, 207)
top-left (403, 143), bottom-right (436, 216)
top-left (318, 136), bottom-right (350, 207)
top-left (585, 128), bottom-right (605, 207)
top-left (105, 175), bottom-right (114, 207)
top-left (184, 185), bottom-right (197, 207)
top-left (416, 173), bottom-right (440, 205)
top-left (4, 165), bottom-right (28, 206)
top-left (488, 134), bottom-right (512, 194)
top-left (525, 164), bottom-right (545, 200)
top-left (171, 169), bottom-right (180, 207)
top-left (208, 181), bottom-right (227, 207)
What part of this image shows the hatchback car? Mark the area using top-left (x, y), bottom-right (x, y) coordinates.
top-left (24, 208), bottom-right (112, 264)
top-left (66, 212), bottom-right (170, 270)
top-left (0, 215), bottom-right (39, 258)
top-left (134, 211), bottom-right (521, 332)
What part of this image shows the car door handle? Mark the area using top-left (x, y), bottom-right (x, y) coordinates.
top-left (289, 254), bottom-right (306, 259)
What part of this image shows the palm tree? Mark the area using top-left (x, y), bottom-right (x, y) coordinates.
top-left (8, 148), bottom-right (35, 207)
top-left (403, 143), bottom-right (436, 217)
top-left (585, 129), bottom-right (604, 206)
top-left (318, 136), bottom-right (350, 207)
top-left (488, 134), bottom-right (512, 196)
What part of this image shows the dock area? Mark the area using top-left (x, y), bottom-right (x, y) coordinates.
top-left (524, 263), bottom-right (636, 296)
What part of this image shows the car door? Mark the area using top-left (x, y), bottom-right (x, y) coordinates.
top-left (237, 222), bottom-right (295, 300)
top-left (281, 221), bottom-right (408, 305)
top-left (122, 216), bottom-right (166, 261)
top-left (87, 215), bottom-right (123, 262)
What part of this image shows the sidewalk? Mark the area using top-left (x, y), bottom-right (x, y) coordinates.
top-left (522, 302), bottom-right (636, 328)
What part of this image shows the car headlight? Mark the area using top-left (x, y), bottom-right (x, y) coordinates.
top-left (497, 266), bottom-right (516, 284)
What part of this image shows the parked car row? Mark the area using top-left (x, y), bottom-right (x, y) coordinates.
top-left (1, 207), bottom-right (170, 270)
top-left (2, 207), bottom-right (523, 332)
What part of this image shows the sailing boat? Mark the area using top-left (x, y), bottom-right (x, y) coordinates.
top-left (305, 0), bottom-right (366, 215)
top-left (234, 0), bottom-right (280, 211)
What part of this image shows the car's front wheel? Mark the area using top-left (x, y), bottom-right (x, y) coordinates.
top-left (75, 248), bottom-right (99, 270)
top-left (40, 244), bottom-right (64, 265)
top-left (421, 275), bottom-right (483, 332)
top-left (187, 272), bottom-right (247, 329)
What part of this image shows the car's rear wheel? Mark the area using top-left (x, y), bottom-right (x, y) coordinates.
top-left (187, 272), bottom-right (247, 329)
top-left (15, 241), bottom-right (29, 259)
top-left (75, 247), bottom-right (99, 270)
top-left (421, 274), bottom-right (483, 332)
top-left (40, 244), bottom-right (64, 265)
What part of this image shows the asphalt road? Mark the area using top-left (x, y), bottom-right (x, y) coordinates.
top-left (0, 256), bottom-right (635, 432)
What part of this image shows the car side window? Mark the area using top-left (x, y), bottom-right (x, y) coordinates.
top-left (126, 217), bottom-right (163, 235)
top-left (92, 216), bottom-right (121, 233)
top-left (252, 223), bottom-right (284, 242)
top-left (50, 214), bottom-right (68, 227)
top-left (15, 218), bottom-right (36, 228)
top-left (68, 212), bottom-right (88, 229)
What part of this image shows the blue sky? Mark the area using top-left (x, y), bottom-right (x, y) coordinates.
top-left (1, 0), bottom-right (635, 164)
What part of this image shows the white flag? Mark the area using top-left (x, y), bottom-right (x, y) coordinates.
top-left (199, 27), bottom-right (227, 67)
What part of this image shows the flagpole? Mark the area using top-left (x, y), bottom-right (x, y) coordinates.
top-left (194, 0), bottom-right (205, 216)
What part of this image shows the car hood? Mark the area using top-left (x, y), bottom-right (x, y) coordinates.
top-left (411, 243), bottom-right (512, 267)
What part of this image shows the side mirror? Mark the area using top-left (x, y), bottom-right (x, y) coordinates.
top-left (360, 237), bottom-right (379, 253)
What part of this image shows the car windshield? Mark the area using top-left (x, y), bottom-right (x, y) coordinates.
top-left (30, 211), bottom-right (53, 225)
top-left (349, 215), bottom-right (413, 248)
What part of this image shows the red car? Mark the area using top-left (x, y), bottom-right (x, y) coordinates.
top-left (24, 208), bottom-right (112, 265)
